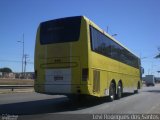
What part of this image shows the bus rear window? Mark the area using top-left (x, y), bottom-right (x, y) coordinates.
top-left (40, 16), bottom-right (81, 44)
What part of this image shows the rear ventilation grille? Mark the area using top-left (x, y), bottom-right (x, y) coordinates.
top-left (93, 70), bottom-right (100, 93)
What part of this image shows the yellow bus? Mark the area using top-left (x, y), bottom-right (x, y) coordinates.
top-left (34, 16), bottom-right (142, 101)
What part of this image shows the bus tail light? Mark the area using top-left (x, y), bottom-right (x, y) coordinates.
top-left (82, 68), bottom-right (88, 81)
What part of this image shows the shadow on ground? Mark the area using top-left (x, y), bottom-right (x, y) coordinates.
top-left (0, 93), bottom-right (133, 115)
top-left (144, 90), bottom-right (160, 93)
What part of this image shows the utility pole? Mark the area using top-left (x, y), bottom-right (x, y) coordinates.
top-left (17, 34), bottom-right (24, 78)
top-left (24, 54), bottom-right (29, 78)
top-left (107, 26), bottom-right (118, 37)
top-left (107, 26), bottom-right (109, 33)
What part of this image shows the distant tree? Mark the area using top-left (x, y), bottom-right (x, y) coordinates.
top-left (155, 47), bottom-right (160, 59)
top-left (0, 67), bottom-right (12, 73)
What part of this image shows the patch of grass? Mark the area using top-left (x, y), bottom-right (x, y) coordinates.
top-left (0, 78), bottom-right (34, 85)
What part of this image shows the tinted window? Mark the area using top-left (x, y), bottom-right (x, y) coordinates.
top-left (40, 16), bottom-right (81, 44)
top-left (110, 40), bottom-right (121, 60)
top-left (90, 26), bottom-right (139, 68)
top-left (90, 27), bottom-right (111, 57)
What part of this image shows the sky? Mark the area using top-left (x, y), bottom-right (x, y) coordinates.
top-left (0, 0), bottom-right (160, 77)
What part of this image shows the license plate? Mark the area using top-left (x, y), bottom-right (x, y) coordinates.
top-left (46, 68), bottom-right (71, 83)
top-left (54, 75), bottom-right (63, 81)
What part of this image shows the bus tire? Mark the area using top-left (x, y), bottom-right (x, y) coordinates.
top-left (116, 82), bottom-right (122, 99)
top-left (109, 82), bottom-right (116, 101)
top-left (134, 82), bottom-right (140, 94)
top-left (134, 89), bottom-right (138, 94)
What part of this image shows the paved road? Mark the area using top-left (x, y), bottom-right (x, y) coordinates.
top-left (0, 84), bottom-right (160, 120)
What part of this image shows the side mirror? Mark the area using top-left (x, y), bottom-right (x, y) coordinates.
top-left (141, 67), bottom-right (144, 74)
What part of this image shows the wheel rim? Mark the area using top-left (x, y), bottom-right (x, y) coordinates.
top-left (109, 83), bottom-right (115, 100)
top-left (117, 85), bottom-right (122, 98)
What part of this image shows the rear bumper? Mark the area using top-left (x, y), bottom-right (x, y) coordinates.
top-left (34, 84), bottom-right (90, 95)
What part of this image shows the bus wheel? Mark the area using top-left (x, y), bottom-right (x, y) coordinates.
top-left (134, 89), bottom-right (138, 94)
top-left (109, 82), bottom-right (116, 101)
top-left (134, 82), bottom-right (140, 94)
top-left (116, 82), bottom-right (122, 99)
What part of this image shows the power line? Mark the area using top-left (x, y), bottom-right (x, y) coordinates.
top-left (0, 59), bottom-right (33, 64)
